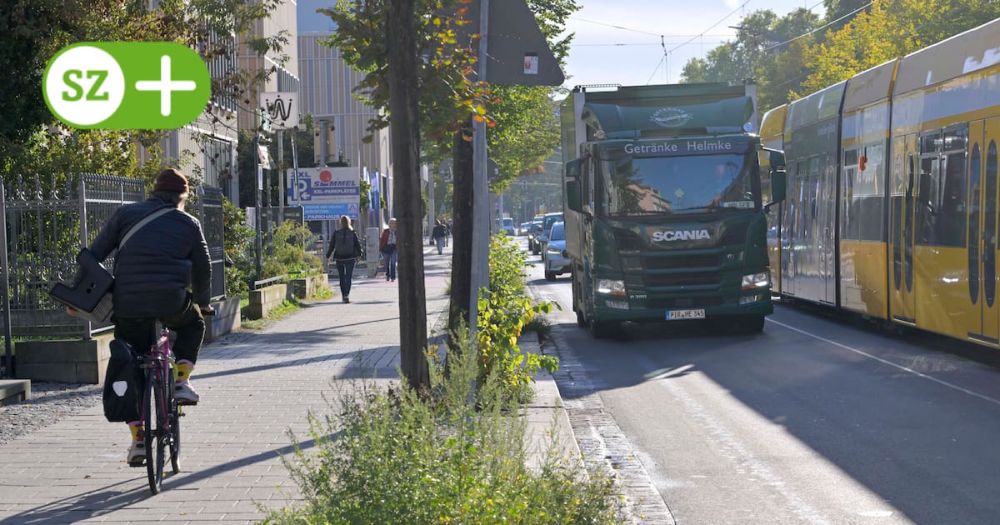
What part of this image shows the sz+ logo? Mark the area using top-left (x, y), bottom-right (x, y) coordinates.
top-left (43, 42), bottom-right (211, 129)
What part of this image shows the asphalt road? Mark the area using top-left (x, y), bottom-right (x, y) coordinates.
top-left (525, 243), bottom-right (1000, 525)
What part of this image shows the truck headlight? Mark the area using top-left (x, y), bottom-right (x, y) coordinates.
top-left (597, 279), bottom-right (626, 297)
top-left (741, 272), bottom-right (770, 290)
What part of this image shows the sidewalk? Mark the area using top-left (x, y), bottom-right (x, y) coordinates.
top-left (0, 247), bottom-right (452, 525)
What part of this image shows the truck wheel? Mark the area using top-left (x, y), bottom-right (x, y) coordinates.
top-left (545, 271), bottom-right (557, 281)
top-left (590, 320), bottom-right (619, 339)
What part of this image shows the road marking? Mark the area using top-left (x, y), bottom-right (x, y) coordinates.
top-left (767, 319), bottom-right (1000, 409)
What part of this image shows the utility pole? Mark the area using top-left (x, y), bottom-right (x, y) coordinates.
top-left (468, 0), bottom-right (491, 334)
top-left (387, 0), bottom-right (430, 390)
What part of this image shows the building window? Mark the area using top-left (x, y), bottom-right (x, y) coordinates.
top-left (203, 137), bottom-right (233, 189)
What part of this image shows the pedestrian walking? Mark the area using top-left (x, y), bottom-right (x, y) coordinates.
top-left (326, 215), bottom-right (363, 303)
top-left (432, 219), bottom-right (448, 255)
top-left (379, 218), bottom-right (398, 282)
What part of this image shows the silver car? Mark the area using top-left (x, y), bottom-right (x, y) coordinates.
top-left (542, 222), bottom-right (570, 281)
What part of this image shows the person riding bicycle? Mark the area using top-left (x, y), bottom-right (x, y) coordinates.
top-left (87, 168), bottom-right (213, 465)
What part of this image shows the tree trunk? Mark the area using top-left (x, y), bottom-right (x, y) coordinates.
top-left (386, 0), bottom-right (429, 390)
top-left (448, 123), bottom-right (474, 337)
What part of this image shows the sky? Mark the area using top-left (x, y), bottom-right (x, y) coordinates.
top-left (562, 0), bottom-right (826, 88)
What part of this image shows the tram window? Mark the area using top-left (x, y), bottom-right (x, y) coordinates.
top-left (921, 132), bottom-right (941, 154)
top-left (941, 149), bottom-right (968, 245)
top-left (843, 145), bottom-right (885, 241)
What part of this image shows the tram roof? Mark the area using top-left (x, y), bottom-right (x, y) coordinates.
top-left (843, 59), bottom-right (898, 112)
top-left (759, 104), bottom-right (787, 149)
top-left (785, 81), bottom-right (845, 134)
top-left (893, 17), bottom-right (1000, 96)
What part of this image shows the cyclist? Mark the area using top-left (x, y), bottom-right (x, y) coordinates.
top-left (87, 168), bottom-right (213, 466)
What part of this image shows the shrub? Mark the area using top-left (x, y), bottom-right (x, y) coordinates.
top-left (264, 337), bottom-right (622, 525)
top-left (477, 234), bottom-right (557, 402)
top-left (222, 198), bottom-right (254, 298)
top-left (262, 221), bottom-right (322, 279)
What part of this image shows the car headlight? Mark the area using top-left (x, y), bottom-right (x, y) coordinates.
top-left (547, 246), bottom-right (561, 254)
top-left (596, 279), bottom-right (626, 297)
top-left (741, 272), bottom-right (770, 290)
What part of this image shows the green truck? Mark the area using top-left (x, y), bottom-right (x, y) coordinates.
top-left (561, 82), bottom-right (787, 338)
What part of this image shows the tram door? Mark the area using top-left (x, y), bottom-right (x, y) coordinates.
top-left (971, 119), bottom-right (1000, 344)
top-left (889, 134), bottom-right (918, 324)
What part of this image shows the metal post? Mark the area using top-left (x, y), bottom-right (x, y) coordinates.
top-left (0, 185), bottom-right (12, 378)
top-left (77, 177), bottom-right (92, 339)
top-left (277, 129), bottom-right (285, 220)
top-left (469, 0), bottom-right (490, 333)
top-left (254, 135), bottom-right (264, 281)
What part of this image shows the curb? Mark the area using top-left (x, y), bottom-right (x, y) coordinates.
top-left (521, 335), bottom-right (584, 473)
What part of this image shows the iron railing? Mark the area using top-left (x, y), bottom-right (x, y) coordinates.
top-left (0, 174), bottom-right (227, 378)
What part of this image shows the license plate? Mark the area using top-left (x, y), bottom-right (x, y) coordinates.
top-left (667, 309), bottom-right (705, 320)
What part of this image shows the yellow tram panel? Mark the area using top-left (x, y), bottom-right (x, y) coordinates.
top-left (840, 240), bottom-right (888, 318)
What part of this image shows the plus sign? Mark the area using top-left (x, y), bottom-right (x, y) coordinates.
top-left (134, 55), bottom-right (197, 117)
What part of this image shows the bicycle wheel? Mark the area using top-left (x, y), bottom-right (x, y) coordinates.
top-left (168, 365), bottom-right (180, 474)
top-left (145, 367), bottom-right (166, 494)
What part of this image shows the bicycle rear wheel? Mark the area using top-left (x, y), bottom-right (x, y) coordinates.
top-left (145, 368), bottom-right (166, 494)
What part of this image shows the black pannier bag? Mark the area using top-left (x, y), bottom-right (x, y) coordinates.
top-left (103, 339), bottom-right (141, 423)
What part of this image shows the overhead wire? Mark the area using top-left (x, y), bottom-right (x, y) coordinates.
top-left (762, 1), bottom-right (874, 52)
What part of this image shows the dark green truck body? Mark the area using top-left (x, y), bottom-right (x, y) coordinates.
top-left (561, 83), bottom-right (781, 336)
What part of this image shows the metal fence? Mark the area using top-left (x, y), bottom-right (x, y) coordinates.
top-left (0, 174), bottom-right (226, 342)
top-left (190, 185), bottom-right (226, 302)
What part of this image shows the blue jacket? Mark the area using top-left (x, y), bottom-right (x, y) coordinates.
top-left (90, 197), bottom-right (212, 318)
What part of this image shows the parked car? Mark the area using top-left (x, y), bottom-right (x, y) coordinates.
top-left (534, 212), bottom-right (564, 255)
top-left (519, 222), bottom-right (533, 236)
top-left (542, 222), bottom-right (570, 281)
top-left (498, 217), bottom-right (516, 236)
top-left (526, 219), bottom-right (543, 252)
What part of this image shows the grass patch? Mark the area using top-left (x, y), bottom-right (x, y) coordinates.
top-left (241, 299), bottom-right (302, 331)
top-left (524, 315), bottom-right (552, 342)
top-left (264, 335), bottom-right (622, 524)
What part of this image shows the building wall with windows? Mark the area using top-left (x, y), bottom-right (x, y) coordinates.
top-left (238, 0), bottom-right (301, 132)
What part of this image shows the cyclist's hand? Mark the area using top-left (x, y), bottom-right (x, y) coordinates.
top-left (199, 305), bottom-right (216, 316)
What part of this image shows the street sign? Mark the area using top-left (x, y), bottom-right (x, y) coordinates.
top-left (287, 167), bottom-right (360, 204)
top-left (301, 203), bottom-right (360, 221)
top-left (461, 0), bottom-right (565, 87)
top-left (259, 91), bottom-right (299, 130)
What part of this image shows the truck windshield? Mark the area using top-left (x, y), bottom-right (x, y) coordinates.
top-left (600, 152), bottom-right (757, 216)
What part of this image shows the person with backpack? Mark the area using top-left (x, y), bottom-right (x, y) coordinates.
top-left (86, 168), bottom-right (212, 466)
top-left (326, 215), bottom-right (363, 303)
top-left (379, 218), bottom-right (398, 282)
top-left (431, 219), bottom-right (448, 255)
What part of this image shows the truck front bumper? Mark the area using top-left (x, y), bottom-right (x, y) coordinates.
top-left (592, 292), bottom-right (773, 322)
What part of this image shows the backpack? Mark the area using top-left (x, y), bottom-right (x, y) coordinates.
top-left (103, 339), bottom-right (142, 423)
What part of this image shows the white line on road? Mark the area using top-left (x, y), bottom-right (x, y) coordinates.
top-left (767, 319), bottom-right (1000, 409)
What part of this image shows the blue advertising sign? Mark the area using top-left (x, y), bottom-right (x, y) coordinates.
top-left (287, 167), bottom-right (361, 204)
top-left (302, 203), bottom-right (360, 221)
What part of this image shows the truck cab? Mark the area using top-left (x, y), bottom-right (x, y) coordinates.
top-left (561, 83), bottom-right (787, 337)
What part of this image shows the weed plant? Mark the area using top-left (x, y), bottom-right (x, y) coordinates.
top-left (264, 336), bottom-right (622, 525)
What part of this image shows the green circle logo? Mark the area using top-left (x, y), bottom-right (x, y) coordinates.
top-left (42, 42), bottom-right (212, 130)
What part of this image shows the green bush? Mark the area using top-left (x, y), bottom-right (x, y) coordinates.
top-left (222, 198), bottom-right (254, 298)
top-left (262, 221), bottom-right (322, 279)
top-left (264, 337), bottom-right (622, 525)
top-left (477, 234), bottom-right (557, 402)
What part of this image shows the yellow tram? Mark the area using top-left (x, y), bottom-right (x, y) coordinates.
top-left (762, 17), bottom-right (1000, 347)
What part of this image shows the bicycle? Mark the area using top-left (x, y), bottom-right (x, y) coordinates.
top-left (136, 323), bottom-right (182, 494)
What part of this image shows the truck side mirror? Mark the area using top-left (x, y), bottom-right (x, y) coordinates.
top-left (763, 148), bottom-right (786, 205)
top-left (770, 167), bottom-right (787, 204)
top-left (565, 159), bottom-right (584, 213)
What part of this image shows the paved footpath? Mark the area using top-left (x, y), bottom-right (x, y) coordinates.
top-left (0, 247), bottom-right (451, 525)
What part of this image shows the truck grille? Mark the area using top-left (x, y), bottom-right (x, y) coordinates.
top-left (647, 296), bottom-right (724, 309)
top-left (644, 272), bottom-right (719, 287)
